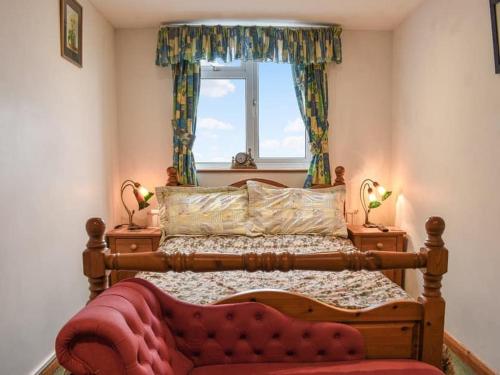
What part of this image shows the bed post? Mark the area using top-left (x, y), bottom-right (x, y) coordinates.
top-left (166, 166), bottom-right (179, 186)
top-left (83, 218), bottom-right (108, 303)
top-left (333, 166), bottom-right (345, 186)
top-left (419, 216), bottom-right (448, 368)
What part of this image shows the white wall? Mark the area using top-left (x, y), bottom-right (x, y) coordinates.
top-left (392, 0), bottom-right (500, 371)
top-left (115, 28), bottom-right (394, 225)
top-left (0, 0), bottom-right (118, 373)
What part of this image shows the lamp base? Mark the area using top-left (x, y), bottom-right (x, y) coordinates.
top-left (127, 223), bottom-right (145, 231)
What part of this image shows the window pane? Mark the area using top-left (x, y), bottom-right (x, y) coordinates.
top-left (193, 78), bottom-right (246, 163)
top-left (258, 63), bottom-right (306, 158)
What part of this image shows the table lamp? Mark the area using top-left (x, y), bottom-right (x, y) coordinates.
top-left (360, 178), bottom-right (392, 228)
top-left (120, 179), bottom-right (154, 230)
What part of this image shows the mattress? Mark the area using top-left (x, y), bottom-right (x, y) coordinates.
top-left (138, 234), bottom-right (410, 309)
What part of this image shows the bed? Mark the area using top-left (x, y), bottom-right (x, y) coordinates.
top-left (82, 165), bottom-right (449, 370)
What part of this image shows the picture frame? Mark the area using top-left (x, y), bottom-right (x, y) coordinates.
top-left (60, 0), bottom-right (83, 67)
top-left (490, 0), bottom-right (500, 73)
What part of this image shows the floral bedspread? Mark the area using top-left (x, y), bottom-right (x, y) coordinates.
top-left (138, 235), bottom-right (410, 309)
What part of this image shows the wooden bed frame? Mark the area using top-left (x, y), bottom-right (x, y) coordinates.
top-left (83, 165), bottom-right (448, 369)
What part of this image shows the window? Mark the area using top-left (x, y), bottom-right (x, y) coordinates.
top-left (193, 60), bottom-right (309, 168)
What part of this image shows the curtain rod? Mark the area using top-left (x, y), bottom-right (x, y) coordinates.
top-left (160, 21), bottom-right (337, 28)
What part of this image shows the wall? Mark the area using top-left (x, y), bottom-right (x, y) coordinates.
top-left (392, 0), bottom-right (500, 371)
top-left (0, 0), bottom-right (118, 373)
top-left (115, 29), bottom-right (394, 225)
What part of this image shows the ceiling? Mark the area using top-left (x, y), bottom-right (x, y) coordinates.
top-left (89, 0), bottom-right (425, 30)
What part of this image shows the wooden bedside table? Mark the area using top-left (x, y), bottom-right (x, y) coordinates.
top-left (347, 225), bottom-right (406, 287)
top-left (106, 227), bottom-right (161, 285)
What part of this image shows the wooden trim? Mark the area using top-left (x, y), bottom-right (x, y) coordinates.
top-left (444, 331), bottom-right (496, 375)
top-left (38, 356), bottom-right (59, 375)
top-left (166, 165), bottom-right (346, 187)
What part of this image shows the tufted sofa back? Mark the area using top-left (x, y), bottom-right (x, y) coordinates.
top-left (56, 279), bottom-right (366, 374)
top-left (140, 278), bottom-right (365, 366)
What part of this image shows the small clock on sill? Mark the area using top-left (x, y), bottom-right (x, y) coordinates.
top-left (231, 149), bottom-right (257, 169)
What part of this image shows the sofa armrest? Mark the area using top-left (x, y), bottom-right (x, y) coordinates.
top-left (56, 282), bottom-right (193, 375)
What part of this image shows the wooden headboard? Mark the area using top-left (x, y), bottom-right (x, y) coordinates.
top-left (166, 166), bottom-right (346, 188)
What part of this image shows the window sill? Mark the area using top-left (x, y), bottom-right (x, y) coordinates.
top-left (197, 168), bottom-right (308, 173)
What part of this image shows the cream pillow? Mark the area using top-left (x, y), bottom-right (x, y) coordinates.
top-left (247, 181), bottom-right (347, 237)
top-left (156, 185), bottom-right (241, 230)
top-left (157, 186), bottom-right (253, 236)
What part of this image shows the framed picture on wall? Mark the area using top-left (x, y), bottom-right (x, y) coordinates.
top-left (60, 0), bottom-right (83, 67)
top-left (491, 0), bottom-right (500, 73)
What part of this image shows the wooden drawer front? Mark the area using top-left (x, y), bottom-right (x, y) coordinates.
top-left (360, 237), bottom-right (397, 252)
top-left (116, 238), bottom-right (153, 253)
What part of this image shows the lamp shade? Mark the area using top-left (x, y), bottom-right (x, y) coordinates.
top-left (133, 184), bottom-right (154, 211)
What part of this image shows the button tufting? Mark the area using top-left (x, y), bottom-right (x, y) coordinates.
top-left (207, 332), bottom-right (216, 339)
top-left (176, 331), bottom-right (184, 338)
top-left (286, 350), bottom-right (295, 356)
top-left (164, 310), bottom-right (172, 318)
top-left (192, 351), bottom-right (200, 357)
top-left (302, 332), bottom-right (310, 339)
top-left (333, 332), bottom-right (341, 339)
top-left (226, 313), bottom-right (234, 320)
top-left (348, 349), bottom-right (356, 355)
top-left (239, 333), bottom-right (247, 340)
top-left (255, 312), bottom-right (263, 321)
top-left (272, 332), bottom-right (280, 339)
top-left (193, 312), bottom-right (201, 319)
top-left (225, 350), bottom-right (233, 356)
top-left (317, 349), bottom-right (326, 356)
top-left (254, 349), bottom-right (262, 355)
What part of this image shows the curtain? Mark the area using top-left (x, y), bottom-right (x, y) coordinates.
top-left (172, 60), bottom-right (201, 185)
top-left (157, 25), bottom-right (342, 66)
top-left (157, 25), bottom-right (341, 185)
top-left (292, 63), bottom-right (331, 187)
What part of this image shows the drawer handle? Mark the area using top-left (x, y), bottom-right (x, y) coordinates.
top-left (130, 244), bottom-right (138, 251)
top-left (376, 242), bottom-right (384, 250)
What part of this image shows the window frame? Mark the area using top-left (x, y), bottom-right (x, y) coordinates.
top-left (197, 60), bottom-right (310, 169)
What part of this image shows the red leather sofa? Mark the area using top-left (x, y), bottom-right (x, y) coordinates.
top-left (56, 279), bottom-right (444, 375)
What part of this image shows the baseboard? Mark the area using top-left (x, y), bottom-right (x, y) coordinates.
top-left (444, 331), bottom-right (496, 375)
top-left (32, 352), bottom-right (58, 375)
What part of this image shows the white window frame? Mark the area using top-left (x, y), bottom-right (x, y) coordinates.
top-left (198, 61), bottom-right (310, 169)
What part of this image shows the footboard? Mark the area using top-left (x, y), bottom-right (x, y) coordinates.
top-left (82, 216), bottom-right (448, 369)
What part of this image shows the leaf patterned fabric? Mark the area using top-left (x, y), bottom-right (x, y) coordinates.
top-left (159, 25), bottom-right (341, 184)
top-left (156, 25), bottom-right (342, 66)
top-left (172, 61), bottom-right (200, 185)
top-left (292, 63), bottom-right (331, 187)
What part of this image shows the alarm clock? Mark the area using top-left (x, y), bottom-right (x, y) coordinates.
top-left (231, 149), bottom-right (257, 169)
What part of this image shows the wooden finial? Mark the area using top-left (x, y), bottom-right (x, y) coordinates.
top-left (166, 166), bottom-right (179, 186)
top-left (425, 216), bottom-right (445, 248)
top-left (85, 217), bottom-right (106, 249)
top-left (334, 166), bottom-right (345, 186)
top-left (83, 217), bottom-right (108, 302)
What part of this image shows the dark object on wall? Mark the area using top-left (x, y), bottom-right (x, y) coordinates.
top-left (491, 0), bottom-right (500, 73)
top-left (60, 0), bottom-right (83, 67)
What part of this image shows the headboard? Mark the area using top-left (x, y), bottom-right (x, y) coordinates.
top-left (165, 166), bottom-right (346, 188)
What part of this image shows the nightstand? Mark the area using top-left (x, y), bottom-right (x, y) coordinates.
top-left (106, 227), bottom-right (161, 285)
top-left (347, 225), bottom-right (406, 287)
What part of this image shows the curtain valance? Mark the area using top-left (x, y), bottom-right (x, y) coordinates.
top-left (156, 25), bottom-right (342, 66)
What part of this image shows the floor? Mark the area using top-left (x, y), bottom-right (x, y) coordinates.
top-left (53, 349), bottom-right (477, 374)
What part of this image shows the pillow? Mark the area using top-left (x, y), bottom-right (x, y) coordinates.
top-left (157, 186), bottom-right (253, 236)
top-left (156, 185), bottom-right (241, 229)
top-left (247, 181), bottom-right (347, 237)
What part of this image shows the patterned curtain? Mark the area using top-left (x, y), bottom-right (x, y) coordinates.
top-left (292, 63), bottom-right (331, 187)
top-left (157, 25), bottom-right (342, 66)
top-left (172, 61), bottom-right (201, 185)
